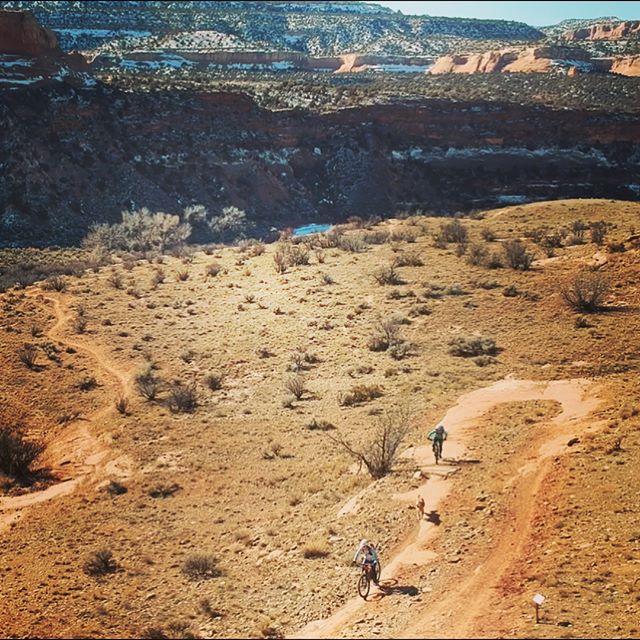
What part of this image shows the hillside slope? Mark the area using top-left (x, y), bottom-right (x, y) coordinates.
top-left (0, 199), bottom-right (639, 638)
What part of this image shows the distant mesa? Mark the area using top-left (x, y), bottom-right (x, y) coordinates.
top-left (562, 20), bottom-right (640, 41)
top-left (0, 9), bottom-right (59, 56)
top-left (0, 9), bottom-right (89, 84)
top-left (429, 45), bottom-right (640, 77)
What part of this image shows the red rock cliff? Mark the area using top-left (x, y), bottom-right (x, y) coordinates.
top-left (563, 21), bottom-right (640, 41)
top-left (0, 9), bottom-right (60, 56)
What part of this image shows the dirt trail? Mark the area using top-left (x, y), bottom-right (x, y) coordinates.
top-left (0, 290), bottom-right (133, 533)
top-left (295, 377), bottom-right (601, 639)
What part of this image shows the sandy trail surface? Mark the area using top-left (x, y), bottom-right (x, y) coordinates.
top-left (0, 290), bottom-right (133, 533)
top-left (295, 377), bottom-right (601, 639)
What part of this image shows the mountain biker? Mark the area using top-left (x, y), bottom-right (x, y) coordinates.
top-left (353, 539), bottom-right (380, 585)
top-left (427, 423), bottom-right (448, 455)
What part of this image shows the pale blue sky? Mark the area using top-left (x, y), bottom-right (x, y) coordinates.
top-left (373, 2), bottom-right (640, 25)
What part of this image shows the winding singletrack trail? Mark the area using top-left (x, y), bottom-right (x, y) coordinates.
top-left (295, 377), bottom-right (602, 639)
top-left (0, 289), bottom-right (134, 533)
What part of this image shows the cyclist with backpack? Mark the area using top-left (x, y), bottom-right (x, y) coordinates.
top-left (353, 539), bottom-right (380, 585)
top-left (427, 423), bottom-right (448, 463)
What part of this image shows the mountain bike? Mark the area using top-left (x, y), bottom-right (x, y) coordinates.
top-left (432, 437), bottom-right (443, 464)
top-left (357, 561), bottom-right (381, 599)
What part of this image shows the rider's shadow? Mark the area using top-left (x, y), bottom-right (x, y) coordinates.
top-left (369, 578), bottom-right (419, 601)
top-left (425, 510), bottom-right (441, 525)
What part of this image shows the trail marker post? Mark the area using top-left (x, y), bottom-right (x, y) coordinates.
top-left (533, 593), bottom-right (545, 623)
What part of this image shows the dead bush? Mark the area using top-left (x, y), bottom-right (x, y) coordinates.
top-left (328, 404), bottom-right (412, 478)
top-left (115, 397), bottom-right (129, 415)
top-left (18, 343), bottom-right (38, 369)
top-left (285, 375), bottom-right (306, 400)
top-left (440, 219), bottom-right (468, 244)
top-left (182, 553), bottom-right (222, 580)
top-left (367, 315), bottom-right (403, 352)
top-left (339, 384), bottom-right (383, 407)
top-left (0, 423), bottom-right (44, 481)
top-left (466, 242), bottom-right (488, 266)
top-left (135, 368), bottom-right (163, 401)
top-left (41, 275), bottom-right (67, 292)
top-left (373, 264), bottom-right (402, 285)
top-left (107, 269), bottom-right (124, 289)
top-left (561, 270), bottom-right (610, 312)
top-left (83, 549), bottom-right (118, 577)
top-left (393, 251), bottom-right (423, 267)
top-left (305, 418), bottom-right (335, 431)
top-left (503, 239), bottom-right (534, 270)
top-left (166, 381), bottom-right (198, 413)
top-left (449, 335), bottom-right (498, 357)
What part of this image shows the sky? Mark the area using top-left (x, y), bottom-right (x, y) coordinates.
top-left (372, 2), bottom-right (640, 26)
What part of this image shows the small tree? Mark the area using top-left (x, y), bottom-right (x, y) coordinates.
top-left (561, 270), bottom-right (610, 312)
top-left (328, 404), bottom-right (412, 479)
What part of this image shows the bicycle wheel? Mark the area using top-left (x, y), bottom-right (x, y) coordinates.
top-left (374, 561), bottom-right (381, 584)
top-left (358, 571), bottom-right (370, 599)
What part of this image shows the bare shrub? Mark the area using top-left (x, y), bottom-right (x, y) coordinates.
top-left (338, 235), bottom-right (367, 253)
top-left (466, 242), bottom-right (488, 266)
top-left (273, 248), bottom-right (288, 274)
top-left (590, 220), bottom-right (611, 245)
top-left (393, 251), bottom-right (423, 267)
top-left (166, 381), bottom-right (198, 413)
top-left (449, 335), bottom-right (498, 357)
top-left (135, 368), bottom-right (163, 401)
top-left (367, 314), bottom-right (404, 353)
top-left (71, 313), bottom-right (88, 334)
top-left (77, 376), bottom-right (98, 391)
top-left (362, 230), bottom-right (389, 245)
top-left (285, 375), bottom-right (306, 400)
top-left (440, 219), bottom-right (468, 244)
top-left (106, 269), bottom-right (124, 289)
top-left (561, 270), bottom-right (610, 312)
top-left (18, 343), bottom-right (38, 369)
top-left (149, 482), bottom-right (181, 498)
top-left (0, 423), bottom-right (44, 481)
top-left (338, 384), bottom-right (383, 407)
top-left (41, 275), bottom-right (67, 292)
top-left (503, 239), bottom-right (534, 270)
top-left (328, 404), bottom-right (412, 478)
top-left (115, 397), bottom-right (129, 415)
top-left (175, 268), bottom-right (189, 282)
top-left (481, 228), bottom-right (496, 242)
top-left (305, 418), bottom-right (335, 431)
top-left (288, 243), bottom-right (310, 266)
top-left (373, 264), bottom-right (402, 285)
top-left (182, 553), bottom-right (222, 580)
top-left (83, 549), bottom-right (118, 577)
top-left (151, 268), bottom-right (165, 288)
